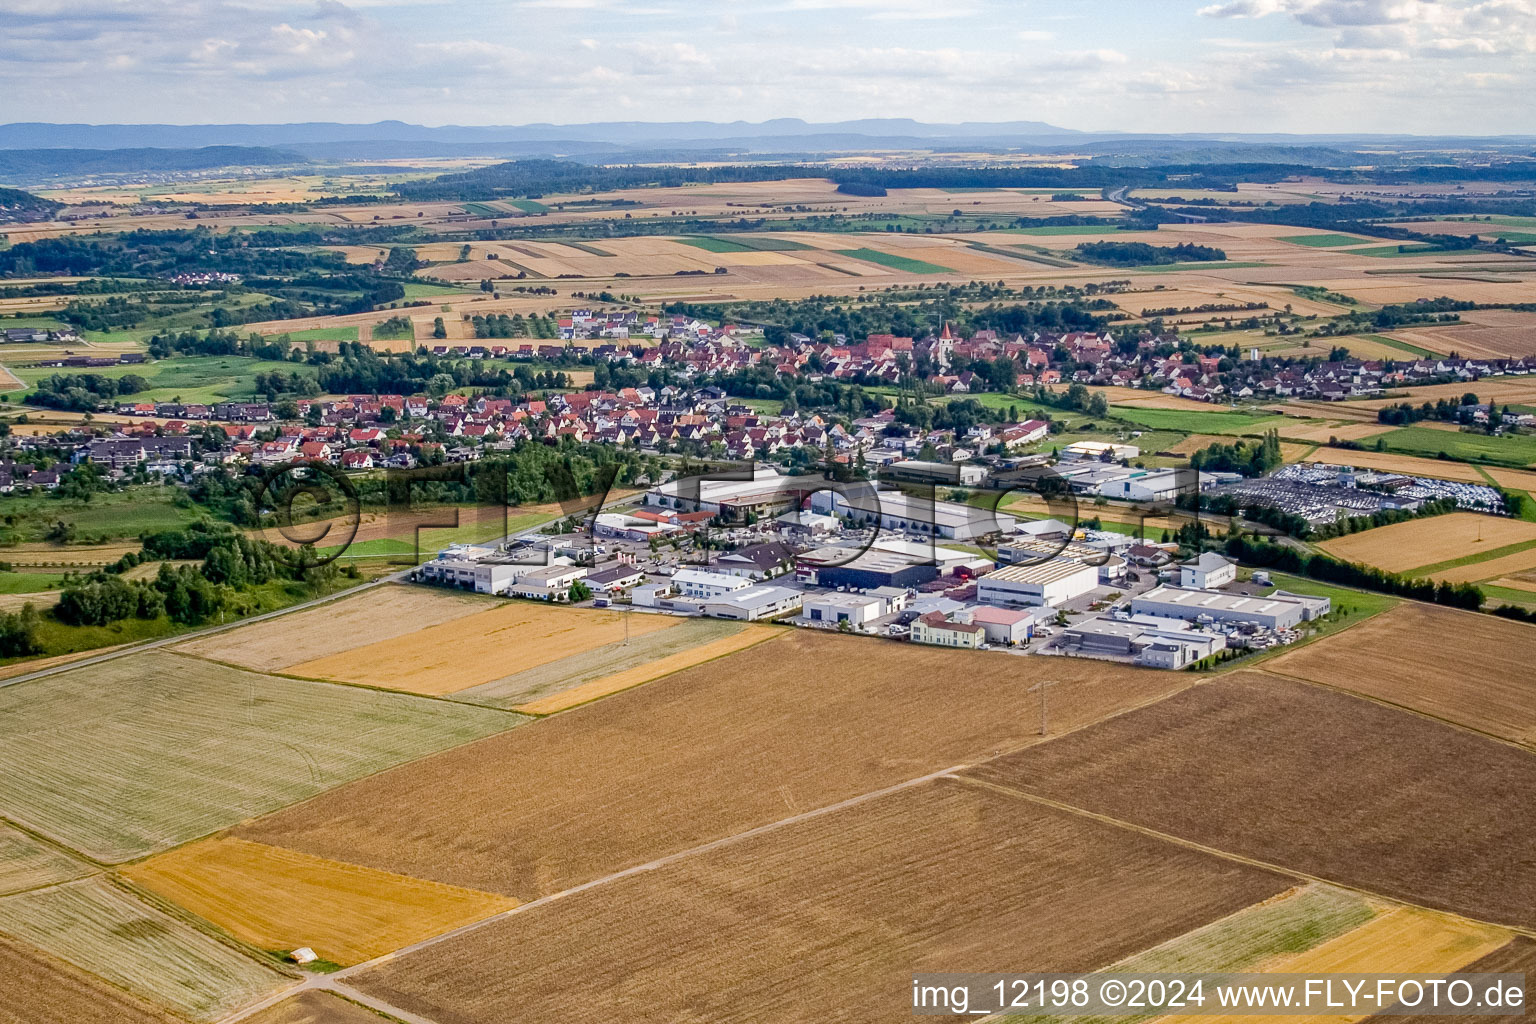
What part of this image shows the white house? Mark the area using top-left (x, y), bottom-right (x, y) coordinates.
top-left (1180, 551), bottom-right (1236, 590)
top-left (510, 564), bottom-right (588, 602)
top-left (803, 592), bottom-right (885, 628)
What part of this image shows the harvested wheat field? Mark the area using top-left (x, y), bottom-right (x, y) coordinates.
top-left (122, 837), bottom-right (516, 966)
top-left (1426, 544), bottom-right (1536, 585)
top-left (0, 877), bottom-right (286, 1020)
top-left (964, 672), bottom-right (1536, 929)
top-left (0, 651), bottom-right (517, 862)
top-left (1363, 937), bottom-right (1536, 1022)
top-left (0, 933), bottom-right (181, 1024)
top-left (287, 601), bottom-right (681, 696)
top-left (240, 991), bottom-right (387, 1024)
top-left (351, 777), bottom-right (1289, 1024)
top-left (1153, 907), bottom-right (1512, 1024)
top-left (237, 632), bottom-right (1193, 900)
top-left (1317, 513), bottom-right (1536, 574)
top-left (446, 617), bottom-right (774, 712)
top-left (175, 585), bottom-right (493, 672)
top-left (509, 627), bottom-right (777, 714)
top-left (0, 823), bottom-right (91, 896)
top-left (1267, 603), bottom-right (1536, 746)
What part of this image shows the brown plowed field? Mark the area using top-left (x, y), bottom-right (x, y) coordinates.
top-left (964, 672), bottom-right (1536, 929)
top-left (242, 992), bottom-right (384, 1024)
top-left (351, 777), bottom-right (1289, 1024)
top-left (1266, 603), bottom-right (1536, 747)
top-left (0, 934), bottom-right (180, 1024)
top-left (236, 632), bottom-right (1193, 900)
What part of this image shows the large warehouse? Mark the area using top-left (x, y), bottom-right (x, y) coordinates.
top-left (809, 487), bottom-right (1016, 541)
top-left (976, 559), bottom-right (1098, 608)
top-left (1130, 585), bottom-right (1330, 629)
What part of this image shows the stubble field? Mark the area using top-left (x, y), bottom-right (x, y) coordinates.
top-left (173, 584), bottom-right (495, 672)
top-left (964, 672), bottom-right (1536, 929)
top-left (236, 631), bottom-right (1194, 900)
top-left (284, 600), bottom-right (681, 696)
top-left (0, 651), bottom-right (518, 861)
top-left (0, 932), bottom-right (181, 1024)
top-left (1266, 603), bottom-right (1536, 746)
top-left (350, 777), bottom-right (1290, 1024)
top-left (0, 877), bottom-right (287, 1020)
top-left (121, 837), bottom-right (517, 966)
top-left (1316, 513), bottom-right (1536, 574)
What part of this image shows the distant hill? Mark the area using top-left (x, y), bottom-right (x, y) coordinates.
top-left (0, 146), bottom-right (306, 184)
top-left (0, 186), bottom-right (63, 224)
top-left (0, 118), bottom-right (1079, 152)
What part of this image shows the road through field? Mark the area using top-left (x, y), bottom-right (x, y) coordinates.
top-left (212, 667), bottom-right (1536, 1024)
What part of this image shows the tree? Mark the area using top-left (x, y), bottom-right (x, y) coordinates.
top-left (568, 580), bottom-right (593, 603)
top-left (427, 373), bottom-right (456, 398)
top-left (432, 317), bottom-right (447, 339)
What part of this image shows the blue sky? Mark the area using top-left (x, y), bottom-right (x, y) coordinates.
top-left (1, 0), bottom-right (1533, 133)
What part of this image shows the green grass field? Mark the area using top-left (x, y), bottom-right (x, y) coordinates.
top-left (0, 488), bottom-right (201, 544)
top-left (1108, 405), bottom-right (1286, 435)
top-left (279, 326), bottom-right (357, 342)
top-left (1379, 425), bottom-right (1536, 467)
top-left (0, 572), bottom-right (66, 594)
top-left (7, 355), bottom-right (309, 405)
top-left (835, 248), bottom-right (954, 274)
top-left (399, 280), bottom-right (470, 299)
top-left (1278, 233), bottom-right (1381, 248)
top-left (1000, 224), bottom-right (1129, 236)
top-left (1358, 332), bottom-right (1438, 358)
top-left (677, 235), bottom-right (813, 253)
top-left (0, 649), bottom-right (521, 862)
top-left (1353, 244), bottom-right (1445, 258)
top-left (507, 199), bottom-right (550, 214)
top-left (462, 201), bottom-right (505, 217)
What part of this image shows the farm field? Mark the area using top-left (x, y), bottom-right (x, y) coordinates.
top-left (350, 777), bottom-right (1290, 1024)
top-left (1266, 603), bottom-right (1536, 747)
top-left (240, 991), bottom-right (386, 1024)
top-left (1422, 543), bottom-right (1536, 584)
top-left (121, 837), bottom-right (517, 966)
top-left (0, 822), bottom-right (91, 896)
top-left (1152, 907), bottom-right (1513, 1024)
top-left (965, 672), bottom-right (1536, 929)
top-left (448, 617), bottom-right (775, 711)
top-left (236, 631), bottom-right (1196, 900)
top-left (0, 877), bottom-right (287, 1021)
top-left (285, 600), bottom-right (681, 696)
top-left (0, 650), bottom-right (518, 861)
top-left (1363, 937), bottom-right (1536, 1022)
top-left (1316, 513), bottom-right (1536, 574)
top-left (0, 932), bottom-right (181, 1024)
top-left (1378, 424), bottom-right (1536, 467)
top-left (174, 584), bottom-right (494, 672)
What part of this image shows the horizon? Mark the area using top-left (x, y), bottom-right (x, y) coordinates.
top-left (3, 1), bottom-right (1535, 135)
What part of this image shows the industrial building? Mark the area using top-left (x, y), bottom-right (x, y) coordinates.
top-left (702, 585), bottom-right (802, 621)
top-left (976, 559), bottom-right (1099, 608)
top-left (884, 459), bottom-right (989, 487)
top-left (809, 487), bottom-right (1016, 541)
top-left (418, 556), bottom-right (522, 595)
top-left (645, 467), bottom-right (821, 519)
top-left (802, 592), bottom-right (886, 628)
top-left (1180, 551), bottom-right (1237, 590)
top-left (509, 564), bottom-right (589, 602)
top-left (963, 605), bottom-right (1035, 646)
top-left (671, 568), bottom-right (752, 599)
top-left (1061, 615), bottom-right (1226, 669)
top-left (1130, 585), bottom-right (1329, 630)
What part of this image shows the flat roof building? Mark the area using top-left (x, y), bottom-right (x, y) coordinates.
top-left (809, 487), bottom-right (1015, 541)
top-left (1130, 585), bottom-right (1328, 630)
top-left (703, 585), bottom-right (801, 621)
top-left (976, 559), bottom-right (1098, 608)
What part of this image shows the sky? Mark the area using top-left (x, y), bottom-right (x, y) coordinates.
top-left (1, 0), bottom-right (1534, 134)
